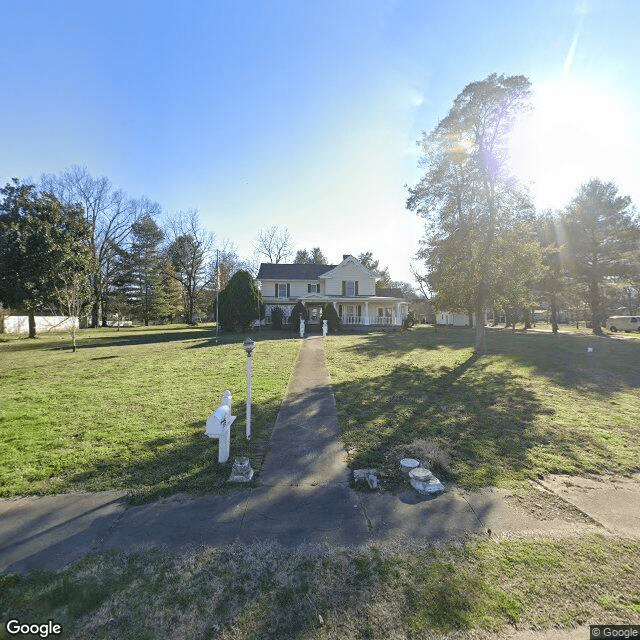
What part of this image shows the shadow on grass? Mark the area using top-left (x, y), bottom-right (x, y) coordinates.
top-left (337, 325), bottom-right (473, 358)
top-left (59, 395), bottom-right (283, 503)
top-left (486, 329), bottom-right (640, 396)
top-left (0, 324), bottom-right (218, 353)
top-left (331, 356), bottom-right (554, 488)
top-left (344, 326), bottom-right (640, 396)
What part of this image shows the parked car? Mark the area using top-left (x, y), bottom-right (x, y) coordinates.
top-left (605, 316), bottom-right (640, 332)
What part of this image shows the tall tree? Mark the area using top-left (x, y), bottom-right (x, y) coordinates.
top-left (294, 247), bottom-right (328, 264)
top-left (165, 210), bottom-right (214, 324)
top-left (114, 215), bottom-right (168, 325)
top-left (357, 251), bottom-right (392, 287)
top-left (218, 270), bottom-right (263, 332)
top-left (407, 73), bottom-right (533, 352)
top-left (41, 166), bottom-right (160, 327)
top-left (535, 212), bottom-right (568, 334)
top-left (563, 179), bottom-right (640, 335)
top-left (254, 225), bottom-right (293, 263)
top-left (0, 180), bottom-right (94, 338)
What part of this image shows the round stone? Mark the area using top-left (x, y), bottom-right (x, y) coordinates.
top-left (409, 467), bottom-right (434, 482)
top-left (400, 458), bottom-right (420, 475)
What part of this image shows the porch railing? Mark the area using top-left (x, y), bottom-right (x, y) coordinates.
top-left (341, 315), bottom-right (398, 326)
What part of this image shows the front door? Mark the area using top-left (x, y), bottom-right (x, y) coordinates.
top-left (308, 305), bottom-right (322, 324)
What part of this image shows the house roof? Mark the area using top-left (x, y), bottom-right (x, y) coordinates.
top-left (257, 263), bottom-right (336, 280)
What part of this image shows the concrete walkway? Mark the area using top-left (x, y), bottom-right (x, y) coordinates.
top-left (1, 336), bottom-right (639, 576)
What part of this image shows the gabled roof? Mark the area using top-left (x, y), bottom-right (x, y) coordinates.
top-left (257, 263), bottom-right (336, 280)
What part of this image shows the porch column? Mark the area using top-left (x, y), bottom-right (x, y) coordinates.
top-left (364, 301), bottom-right (369, 325)
top-left (396, 302), bottom-right (401, 325)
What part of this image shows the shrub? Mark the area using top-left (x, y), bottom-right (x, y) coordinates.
top-left (218, 270), bottom-right (264, 332)
top-left (289, 301), bottom-right (308, 331)
top-left (403, 311), bottom-right (417, 330)
top-left (271, 306), bottom-right (284, 330)
top-left (320, 303), bottom-right (341, 333)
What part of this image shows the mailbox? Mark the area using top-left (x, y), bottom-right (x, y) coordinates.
top-left (205, 391), bottom-right (236, 463)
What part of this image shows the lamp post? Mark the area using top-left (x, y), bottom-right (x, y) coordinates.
top-left (243, 337), bottom-right (255, 440)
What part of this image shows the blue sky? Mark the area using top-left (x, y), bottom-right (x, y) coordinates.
top-left (3, 1), bottom-right (639, 283)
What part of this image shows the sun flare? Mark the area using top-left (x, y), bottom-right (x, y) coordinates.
top-left (508, 80), bottom-right (628, 211)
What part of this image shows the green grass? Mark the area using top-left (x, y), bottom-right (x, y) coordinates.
top-left (1, 535), bottom-right (638, 639)
top-left (324, 326), bottom-right (640, 490)
top-left (0, 325), bottom-right (301, 502)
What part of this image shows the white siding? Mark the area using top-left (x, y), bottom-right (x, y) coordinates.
top-left (321, 263), bottom-right (376, 296)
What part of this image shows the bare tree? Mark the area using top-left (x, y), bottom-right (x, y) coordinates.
top-left (41, 166), bottom-right (159, 327)
top-left (164, 210), bottom-right (215, 324)
top-left (55, 271), bottom-right (92, 352)
top-left (254, 225), bottom-right (294, 263)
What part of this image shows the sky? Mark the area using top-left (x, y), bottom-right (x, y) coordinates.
top-left (2, 0), bottom-right (640, 284)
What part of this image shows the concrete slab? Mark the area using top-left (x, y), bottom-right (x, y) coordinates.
top-left (239, 484), bottom-right (369, 546)
top-left (260, 336), bottom-right (350, 487)
top-left (461, 487), bottom-right (604, 538)
top-left (539, 474), bottom-right (640, 539)
top-left (101, 492), bottom-right (247, 554)
top-left (362, 488), bottom-right (484, 541)
top-left (0, 491), bottom-right (126, 574)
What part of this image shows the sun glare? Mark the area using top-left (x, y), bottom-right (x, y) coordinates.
top-left (508, 80), bottom-right (627, 211)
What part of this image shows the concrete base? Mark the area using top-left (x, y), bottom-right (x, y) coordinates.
top-left (229, 457), bottom-right (254, 483)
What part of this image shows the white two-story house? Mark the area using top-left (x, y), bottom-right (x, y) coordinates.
top-left (257, 254), bottom-right (409, 328)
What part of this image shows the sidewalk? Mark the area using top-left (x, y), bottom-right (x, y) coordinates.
top-left (1, 336), bottom-right (638, 576)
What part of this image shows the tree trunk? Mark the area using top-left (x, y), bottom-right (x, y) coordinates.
top-left (473, 283), bottom-right (486, 354)
top-left (589, 281), bottom-right (603, 335)
top-left (550, 295), bottom-right (558, 334)
top-left (524, 308), bottom-right (531, 330)
top-left (101, 295), bottom-right (108, 327)
top-left (91, 300), bottom-right (99, 328)
top-left (28, 311), bottom-right (36, 339)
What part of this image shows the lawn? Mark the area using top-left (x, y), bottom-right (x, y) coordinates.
top-left (1, 535), bottom-right (638, 639)
top-left (0, 325), bottom-right (301, 503)
top-left (324, 326), bottom-right (640, 490)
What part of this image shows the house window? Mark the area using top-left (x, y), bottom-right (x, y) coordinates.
top-left (307, 283), bottom-right (319, 293)
top-left (275, 283), bottom-right (290, 298)
top-left (342, 280), bottom-right (358, 296)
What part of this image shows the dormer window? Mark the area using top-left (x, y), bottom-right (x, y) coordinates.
top-left (342, 280), bottom-right (358, 296)
top-left (275, 283), bottom-right (290, 298)
top-left (308, 283), bottom-right (319, 293)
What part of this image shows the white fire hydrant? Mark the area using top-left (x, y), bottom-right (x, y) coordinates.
top-left (205, 390), bottom-right (237, 463)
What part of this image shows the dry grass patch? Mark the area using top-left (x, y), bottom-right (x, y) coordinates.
top-left (1, 536), bottom-right (638, 639)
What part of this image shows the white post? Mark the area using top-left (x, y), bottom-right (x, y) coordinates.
top-left (246, 352), bottom-right (252, 440)
top-left (299, 318), bottom-right (305, 338)
top-left (322, 319), bottom-right (328, 337)
top-left (365, 301), bottom-right (369, 325)
top-left (243, 338), bottom-right (255, 440)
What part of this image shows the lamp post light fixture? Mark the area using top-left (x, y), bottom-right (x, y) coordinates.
top-left (243, 337), bottom-right (255, 440)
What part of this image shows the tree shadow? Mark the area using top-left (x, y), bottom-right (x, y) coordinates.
top-left (334, 325), bottom-right (473, 359)
top-left (331, 356), bottom-right (555, 488)
top-left (486, 329), bottom-right (640, 396)
top-left (0, 325), bottom-right (217, 353)
top-left (59, 393), bottom-right (283, 504)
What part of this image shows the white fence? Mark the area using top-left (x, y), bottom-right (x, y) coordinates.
top-left (2, 316), bottom-right (79, 334)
